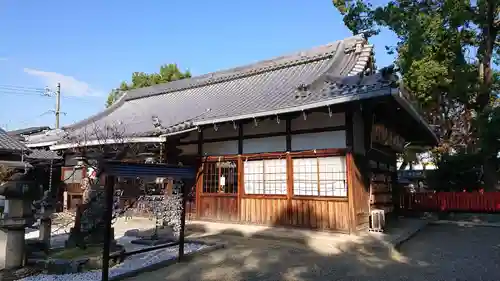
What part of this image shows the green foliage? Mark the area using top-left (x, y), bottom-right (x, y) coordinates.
top-left (332, 0), bottom-right (500, 188)
top-left (426, 153), bottom-right (484, 191)
top-left (105, 64), bottom-right (191, 108)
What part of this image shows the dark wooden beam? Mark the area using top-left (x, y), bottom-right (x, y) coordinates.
top-left (238, 122), bottom-right (243, 155)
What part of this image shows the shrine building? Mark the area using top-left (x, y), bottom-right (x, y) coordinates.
top-left (25, 35), bottom-right (437, 233)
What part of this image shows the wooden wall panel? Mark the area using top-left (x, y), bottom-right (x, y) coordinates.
top-left (199, 195), bottom-right (239, 222)
top-left (240, 198), bottom-right (288, 225)
top-left (348, 153), bottom-right (370, 231)
top-left (240, 198), bottom-right (350, 232)
top-left (65, 183), bottom-right (83, 194)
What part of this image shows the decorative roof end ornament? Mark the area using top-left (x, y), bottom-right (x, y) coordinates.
top-left (302, 110), bottom-right (307, 121)
top-left (297, 83), bottom-right (308, 92)
top-left (213, 123), bottom-right (218, 132)
top-left (253, 117), bottom-right (258, 127)
top-left (358, 29), bottom-right (375, 40)
top-left (276, 114), bottom-right (280, 124)
top-left (232, 121), bottom-right (238, 130)
top-left (328, 106), bottom-right (332, 118)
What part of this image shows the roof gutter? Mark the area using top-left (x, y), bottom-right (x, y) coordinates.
top-left (26, 141), bottom-right (58, 148)
top-left (49, 136), bottom-right (166, 151)
top-left (159, 126), bottom-right (199, 138)
top-left (193, 88), bottom-right (393, 126)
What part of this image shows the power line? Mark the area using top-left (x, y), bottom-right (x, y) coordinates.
top-left (0, 84), bottom-right (48, 92)
top-left (0, 90), bottom-right (49, 97)
top-left (1, 83), bottom-right (104, 129)
top-left (0, 83), bottom-right (61, 129)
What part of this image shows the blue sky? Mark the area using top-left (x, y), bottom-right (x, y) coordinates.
top-left (0, 0), bottom-right (397, 130)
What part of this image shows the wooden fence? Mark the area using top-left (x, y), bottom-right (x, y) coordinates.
top-left (399, 191), bottom-right (500, 213)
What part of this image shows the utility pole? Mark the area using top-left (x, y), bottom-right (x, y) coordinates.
top-left (55, 83), bottom-right (61, 129)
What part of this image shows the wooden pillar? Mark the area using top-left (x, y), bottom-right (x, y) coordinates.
top-left (285, 115), bottom-right (292, 151)
top-left (238, 122), bottom-right (243, 155)
top-left (363, 103), bottom-right (374, 218)
top-left (101, 174), bottom-right (115, 281)
top-left (178, 181), bottom-right (187, 262)
top-left (195, 128), bottom-right (203, 219)
top-left (237, 122), bottom-right (243, 221)
top-left (345, 104), bottom-right (356, 234)
top-left (160, 141), bottom-right (166, 163)
top-left (165, 179), bottom-right (174, 195)
top-left (285, 116), bottom-right (292, 226)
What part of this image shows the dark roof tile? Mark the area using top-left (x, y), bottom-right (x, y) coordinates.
top-left (28, 35), bottom-right (378, 145)
top-left (0, 128), bottom-right (29, 152)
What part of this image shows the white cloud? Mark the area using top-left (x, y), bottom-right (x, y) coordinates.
top-left (23, 68), bottom-right (104, 97)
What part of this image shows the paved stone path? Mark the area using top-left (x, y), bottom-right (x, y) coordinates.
top-left (122, 224), bottom-right (500, 281)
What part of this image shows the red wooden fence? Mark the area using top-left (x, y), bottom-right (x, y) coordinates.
top-left (400, 192), bottom-right (500, 212)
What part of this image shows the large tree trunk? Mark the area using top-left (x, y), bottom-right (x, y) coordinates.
top-left (476, 0), bottom-right (498, 190)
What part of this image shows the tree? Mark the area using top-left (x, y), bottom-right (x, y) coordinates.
top-left (105, 64), bottom-right (192, 108)
top-left (62, 122), bottom-right (144, 248)
top-left (332, 0), bottom-right (500, 189)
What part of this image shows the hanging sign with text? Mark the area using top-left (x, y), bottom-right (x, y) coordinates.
top-left (371, 124), bottom-right (405, 152)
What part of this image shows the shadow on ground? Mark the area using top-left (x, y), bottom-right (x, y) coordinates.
top-left (36, 209), bottom-right (500, 280)
top-left (117, 200), bottom-right (500, 281)
top-left (118, 207), bottom-right (429, 281)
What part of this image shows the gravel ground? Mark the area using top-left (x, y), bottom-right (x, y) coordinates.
top-left (122, 224), bottom-right (500, 281)
top-left (18, 243), bottom-right (207, 281)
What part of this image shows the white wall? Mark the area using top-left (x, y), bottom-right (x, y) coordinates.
top-left (291, 131), bottom-right (346, 151)
top-left (178, 144), bottom-right (198, 155)
top-left (203, 123), bottom-right (238, 140)
top-left (202, 140), bottom-right (238, 156)
top-left (291, 112), bottom-right (345, 131)
top-left (242, 136), bottom-right (287, 154)
top-left (185, 111), bottom-right (347, 156)
top-left (243, 118), bottom-right (286, 135)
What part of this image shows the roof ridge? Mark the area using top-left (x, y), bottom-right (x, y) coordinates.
top-left (63, 89), bottom-right (129, 131)
top-left (25, 35), bottom-right (373, 146)
top-left (125, 35), bottom-right (367, 101)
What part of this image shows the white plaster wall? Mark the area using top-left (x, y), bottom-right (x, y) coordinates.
top-left (291, 112), bottom-right (345, 131)
top-left (243, 118), bottom-right (286, 135)
top-left (64, 155), bottom-right (78, 166)
top-left (242, 136), bottom-right (287, 154)
top-left (178, 144), bottom-right (198, 155)
top-left (203, 123), bottom-right (238, 140)
top-left (181, 131), bottom-right (198, 142)
top-left (202, 140), bottom-right (238, 156)
top-left (291, 131), bottom-right (346, 151)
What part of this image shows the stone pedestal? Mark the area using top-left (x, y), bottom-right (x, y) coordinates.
top-left (39, 218), bottom-right (52, 248)
top-left (0, 199), bottom-right (32, 270)
top-left (0, 228), bottom-right (25, 269)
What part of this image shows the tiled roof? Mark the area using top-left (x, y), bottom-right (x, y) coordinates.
top-left (7, 126), bottom-right (51, 137)
top-left (0, 128), bottom-right (29, 152)
top-left (25, 149), bottom-right (62, 160)
top-left (25, 129), bottom-right (66, 147)
top-left (28, 35), bottom-right (378, 145)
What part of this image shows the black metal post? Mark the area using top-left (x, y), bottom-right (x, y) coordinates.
top-left (178, 181), bottom-right (187, 262)
top-left (102, 174), bottom-right (115, 281)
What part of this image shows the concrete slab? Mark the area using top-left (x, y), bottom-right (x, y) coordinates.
top-left (432, 219), bottom-right (500, 228)
top-left (367, 218), bottom-right (430, 251)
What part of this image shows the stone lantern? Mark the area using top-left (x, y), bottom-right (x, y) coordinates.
top-left (0, 163), bottom-right (40, 270)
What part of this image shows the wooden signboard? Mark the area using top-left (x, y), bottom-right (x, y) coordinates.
top-left (371, 124), bottom-right (405, 152)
